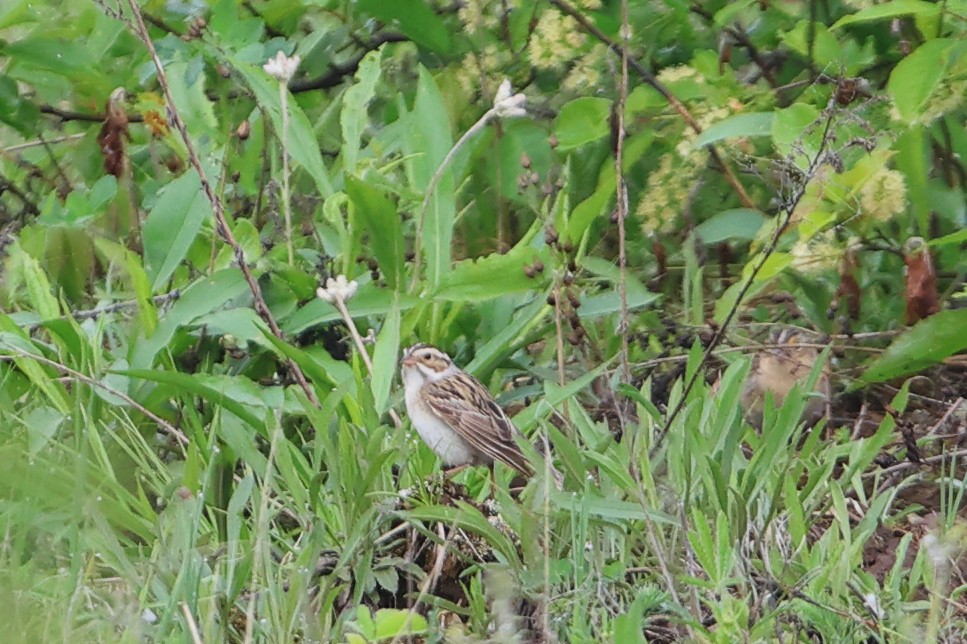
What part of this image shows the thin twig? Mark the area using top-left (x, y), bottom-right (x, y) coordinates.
top-left (389, 522), bottom-right (449, 644)
top-left (278, 80), bottom-right (294, 265)
top-left (650, 102), bottom-right (839, 455)
top-left (121, 0), bottom-right (318, 406)
top-left (180, 602), bottom-right (204, 644)
top-left (615, 0), bottom-right (631, 385)
top-left (0, 349), bottom-right (189, 449)
top-left (331, 296), bottom-right (403, 428)
top-left (409, 109), bottom-right (496, 291)
top-left (25, 291), bottom-right (181, 330)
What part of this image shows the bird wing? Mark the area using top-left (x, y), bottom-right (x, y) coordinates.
top-left (421, 372), bottom-right (532, 475)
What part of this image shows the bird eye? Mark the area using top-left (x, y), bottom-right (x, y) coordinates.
top-left (421, 352), bottom-right (431, 360)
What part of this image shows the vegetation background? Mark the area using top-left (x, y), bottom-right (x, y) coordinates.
top-left (1, 0), bottom-right (966, 641)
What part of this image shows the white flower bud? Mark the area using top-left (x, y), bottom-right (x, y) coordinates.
top-left (263, 51), bottom-right (300, 82)
top-left (493, 79), bottom-right (527, 118)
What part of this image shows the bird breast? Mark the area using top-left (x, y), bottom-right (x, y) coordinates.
top-left (404, 387), bottom-right (479, 466)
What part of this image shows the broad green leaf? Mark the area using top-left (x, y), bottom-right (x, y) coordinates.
top-left (191, 308), bottom-right (271, 348)
top-left (831, 0), bottom-right (940, 28)
top-left (432, 247), bottom-right (550, 302)
top-left (465, 295), bottom-right (549, 375)
top-left (713, 0), bottom-right (755, 26)
top-left (551, 492), bottom-right (676, 524)
top-left (120, 368), bottom-right (267, 434)
top-left (856, 309), bottom-right (967, 386)
top-left (370, 296), bottom-right (400, 416)
top-left (771, 103), bottom-right (820, 160)
top-left (89, 175), bottom-right (118, 210)
top-left (345, 176), bottom-right (404, 289)
top-left (283, 286), bottom-right (420, 333)
top-left (693, 112), bottom-right (774, 148)
top-left (166, 59), bottom-right (218, 137)
top-left (693, 209), bottom-right (766, 243)
top-left (403, 67), bottom-right (455, 289)
top-left (578, 257), bottom-right (659, 319)
top-left (0, 0), bottom-right (30, 30)
top-left (142, 169), bottom-right (211, 291)
top-left (232, 60), bottom-right (334, 198)
top-left (131, 270), bottom-right (249, 369)
top-left (372, 609), bottom-right (428, 640)
top-left (341, 49), bottom-right (383, 173)
top-left (357, 0), bottom-right (452, 54)
top-left (780, 21), bottom-right (843, 68)
top-left (554, 97), bottom-right (611, 151)
top-left (10, 245), bottom-right (58, 319)
top-left (888, 39), bottom-right (954, 123)
top-left (566, 172), bottom-right (615, 243)
top-left (896, 125), bottom-right (930, 234)
top-left (578, 285), bottom-right (660, 320)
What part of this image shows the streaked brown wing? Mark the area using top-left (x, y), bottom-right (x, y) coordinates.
top-left (422, 373), bottom-right (532, 475)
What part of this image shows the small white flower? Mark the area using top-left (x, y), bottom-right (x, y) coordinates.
top-left (493, 79), bottom-right (527, 118)
top-left (316, 275), bottom-right (358, 303)
top-left (263, 51), bottom-right (300, 82)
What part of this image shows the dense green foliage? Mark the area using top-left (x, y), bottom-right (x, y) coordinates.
top-left (1, 0), bottom-right (966, 641)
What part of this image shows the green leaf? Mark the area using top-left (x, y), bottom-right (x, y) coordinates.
top-left (131, 270), bottom-right (249, 369)
top-left (554, 97), bottom-right (611, 151)
top-left (403, 501), bottom-right (521, 566)
top-left (231, 60), bottom-right (334, 198)
top-left (166, 59), bottom-right (218, 137)
top-left (357, 0), bottom-right (452, 54)
top-left (403, 67), bottom-right (455, 289)
top-left (142, 169), bottom-right (211, 291)
top-left (370, 295), bottom-right (400, 416)
top-left (88, 175), bottom-right (118, 210)
top-left (341, 48), bottom-right (382, 173)
top-left (566, 172), bottom-right (615, 243)
top-left (693, 112), bottom-right (774, 148)
top-left (10, 245), bottom-right (58, 319)
top-left (372, 608), bottom-right (428, 640)
top-left (888, 39), bottom-right (954, 123)
top-left (345, 176), bottom-right (404, 289)
top-left (771, 103), bottom-right (820, 160)
top-left (283, 286), bottom-right (420, 333)
top-left (433, 247), bottom-right (549, 302)
top-left (693, 209), bottom-right (766, 243)
top-left (120, 368), bottom-right (267, 434)
top-left (856, 309), bottom-right (967, 386)
top-left (551, 492), bottom-right (676, 524)
top-left (831, 0), bottom-right (940, 28)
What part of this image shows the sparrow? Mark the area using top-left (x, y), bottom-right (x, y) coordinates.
top-left (400, 343), bottom-right (542, 479)
top-left (740, 329), bottom-right (830, 429)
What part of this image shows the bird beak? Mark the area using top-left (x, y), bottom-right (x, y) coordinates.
top-left (401, 356), bottom-right (417, 368)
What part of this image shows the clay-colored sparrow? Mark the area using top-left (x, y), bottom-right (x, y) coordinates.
top-left (400, 344), bottom-right (539, 477)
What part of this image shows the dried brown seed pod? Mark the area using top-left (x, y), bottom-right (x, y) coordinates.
top-left (520, 153), bottom-right (531, 169)
top-left (533, 260), bottom-right (544, 273)
top-left (545, 226), bottom-right (559, 245)
top-left (236, 120), bottom-right (251, 140)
